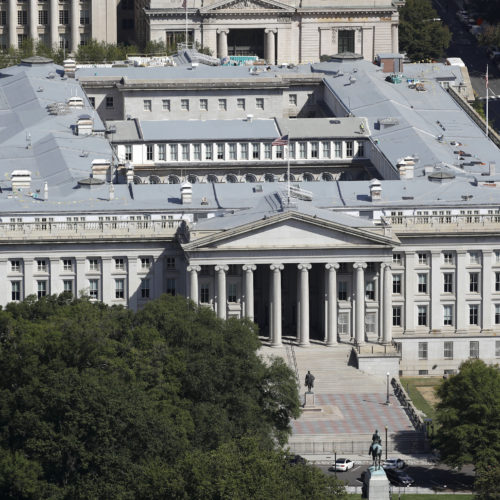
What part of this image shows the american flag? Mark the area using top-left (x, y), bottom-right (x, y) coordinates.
top-left (272, 134), bottom-right (289, 146)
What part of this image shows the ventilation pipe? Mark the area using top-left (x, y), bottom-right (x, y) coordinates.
top-left (369, 179), bottom-right (382, 201)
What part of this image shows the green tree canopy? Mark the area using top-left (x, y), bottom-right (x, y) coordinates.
top-left (0, 295), bottom-right (344, 498)
top-left (399, 0), bottom-right (451, 61)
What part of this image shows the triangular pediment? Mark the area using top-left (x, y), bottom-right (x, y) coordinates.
top-left (201, 0), bottom-right (295, 13)
top-left (183, 212), bottom-right (397, 253)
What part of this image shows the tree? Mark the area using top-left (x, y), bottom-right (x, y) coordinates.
top-left (433, 359), bottom-right (500, 487)
top-left (399, 0), bottom-right (452, 61)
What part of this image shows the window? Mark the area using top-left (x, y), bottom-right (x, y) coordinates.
top-left (0, 11), bottom-right (6, 26)
top-left (393, 274), bottom-right (401, 294)
top-left (469, 304), bottom-right (479, 325)
top-left (141, 257), bottom-right (151, 269)
top-left (365, 281), bottom-right (375, 300)
top-left (193, 143), bottom-right (201, 160)
top-left (114, 274), bottom-right (128, 298)
top-left (200, 283), bottom-right (209, 303)
top-left (322, 141), bottom-right (330, 158)
top-left (228, 143), bottom-right (236, 160)
top-left (217, 143), bottom-right (224, 160)
top-left (496, 250), bottom-right (500, 263)
top-left (89, 279), bottom-right (99, 300)
top-left (443, 305), bottom-right (453, 326)
top-left (418, 253), bottom-right (428, 265)
top-left (334, 141), bottom-right (342, 158)
top-left (310, 142), bottom-right (319, 158)
top-left (146, 144), bottom-right (153, 161)
top-left (37, 259), bottom-right (47, 272)
top-left (141, 279), bottom-right (150, 298)
top-left (299, 142), bottom-right (307, 159)
top-left (237, 98), bottom-right (245, 110)
top-left (205, 143), bottom-right (212, 160)
top-left (417, 305), bottom-right (427, 326)
top-left (115, 258), bottom-right (125, 270)
top-left (443, 252), bottom-right (454, 264)
top-left (18, 10), bottom-right (27, 25)
top-left (443, 273), bottom-right (453, 293)
top-left (218, 98), bottom-right (227, 111)
top-left (125, 144), bottom-right (132, 161)
top-left (392, 253), bottom-right (402, 264)
top-left (181, 99), bottom-right (189, 111)
top-left (169, 144), bottom-right (178, 161)
top-left (444, 341), bottom-right (453, 359)
top-left (289, 142), bottom-right (295, 159)
top-left (80, 9), bottom-right (89, 25)
top-left (228, 283), bottom-right (237, 303)
top-left (252, 143), bottom-right (260, 160)
top-left (18, 34), bottom-right (27, 47)
top-left (63, 280), bottom-right (73, 295)
top-left (345, 141), bottom-right (353, 158)
top-left (275, 145), bottom-right (284, 159)
top-left (338, 281), bottom-right (347, 301)
top-left (59, 9), bottom-right (68, 25)
top-left (158, 144), bottom-right (166, 161)
top-left (419, 370), bottom-right (429, 375)
top-left (338, 29), bottom-right (355, 52)
top-left (11, 281), bottom-right (20, 301)
top-left (166, 278), bottom-right (176, 296)
top-left (469, 251), bottom-right (480, 264)
top-left (36, 280), bottom-right (47, 298)
top-left (365, 312), bottom-right (376, 334)
top-left (162, 99), bottom-right (170, 111)
top-left (496, 304), bottom-right (500, 325)
top-left (88, 96), bottom-right (95, 108)
top-left (240, 143), bottom-right (248, 160)
top-left (338, 311), bottom-right (349, 335)
top-left (143, 99), bottom-right (152, 112)
top-left (199, 99), bottom-right (208, 111)
top-left (10, 260), bottom-right (20, 272)
top-left (181, 144), bottom-right (189, 161)
top-left (256, 98), bottom-right (264, 110)
top-left (38, 9), bottom-right (48, 25)
top-left (80, 33), bottom-right (89, 46)
top-left (62, 259), bottom-right (73, 271)
top-left (89, 258), bottom-right (99, 271)
top-left (106, 96), bottom-right (114, 109)
top-left (496, 272), bottom-right (500, 292)
top-left (357, 141), bottom-right (365, 157)
top-left (393, 306), bottom-right (401, 326)
top-left (469, 341), bottom-right (479, 359)
top-left (470, 272), bottom-right (479, 293)
top-left (166, 257), bottom-right (176, 270)
top-left (288, 94), bottom-right (297, 106)
top-left (418, 342), bottom-right (428, 360)
top-left (264, 143), bottom-right (271, 159)
top-left (418, 274), bottom-right (428, 294)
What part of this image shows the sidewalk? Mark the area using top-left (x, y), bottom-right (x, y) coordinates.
top-left (298, 452), bottom-right (437, 466)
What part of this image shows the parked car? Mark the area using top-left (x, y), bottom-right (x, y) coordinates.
top-left (384, 468), bottom-right (414, 487)
top-left (289, 454), bottom-right (307, 465)
top-left (382, 458), bottom-right (405, 469)
top-left (330, 458), bottom-right (354, 472)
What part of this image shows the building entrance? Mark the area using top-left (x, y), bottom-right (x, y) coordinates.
top-left (227, 29), bottom-right (265, 58)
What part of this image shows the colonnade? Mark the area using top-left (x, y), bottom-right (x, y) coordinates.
top-left (187, 261), bottom-right (393, 347)
top-left (216, 28), bottom-right (276, 64)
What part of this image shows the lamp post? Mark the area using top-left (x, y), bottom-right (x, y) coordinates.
top-left (385, 426), bottom-right (388, 460)
top-left (386, 372), bottom-right (390, 405)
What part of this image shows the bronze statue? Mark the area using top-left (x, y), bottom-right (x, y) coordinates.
top-left (369, 430), bottom-right (383, 469)
top-left (305, 371), bottom-right (315, 392)
top-left (372, 429), bottom-right (382, 445)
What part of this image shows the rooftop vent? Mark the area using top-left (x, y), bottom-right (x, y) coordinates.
top-left (76, 114), bottom-right (93, 136)
top-left (180, 181), bottom-right (192, 205)
top-left (77, 177), bottom-right (105, 189)
top-left (428, 171), bottom-right (455, 183)
top-left (246, 114), bottom-right (253, 122)
top-left (91, 159), bottom-right (111, 182)
top-left (461, 194), bottom-right (473, 201)
top-left (11, 170), bottom-right (31, 192)
top-left (125, 162), bottom-right (134, 184)
top-left (490, 162), bottom-right (496, 175)
top-left (67, 96), bottom-right (84, 109)
top-left (201, 197), bottom-right (209, 205)
top-left (369, 178), bottom-right (382, 201)
top-left (47, 102), bottom-right (70, 115)
top-left (378, 117), bottom-right (399, 127)
top-left (253, 185), bottom-right (263, 193)
top-left (63, 59), bottom-right (76, 78)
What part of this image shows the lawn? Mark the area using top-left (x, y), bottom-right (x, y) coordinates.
top-left (400, 377), bottom-right (442, 421)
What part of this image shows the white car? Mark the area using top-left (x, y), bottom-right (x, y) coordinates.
top-left (330, 458), bottom-right (354, 472)
top-left (382, 458), bottom-right (405, 470)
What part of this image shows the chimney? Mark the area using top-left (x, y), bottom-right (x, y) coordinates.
top-left (109, 183), bottom-right (115, 201)
top-left (63, 58), bottom-right (76, 78)
top-left (76, 115), bottom-right (93, 135)
top-left (369, 179), bottom-right (382, 201)
top-left (11, 170), bottom-right (31, 192)
top-left (43, 181), bottom-right (48, 200)
top-left (181, 181), bottom-right (192, 204)
top-left (91, 159), bottom-right (111, 182)
top-left (490, 162), bottom-right (496, 176)
top-left (125, 162), bottom-right (134, 184)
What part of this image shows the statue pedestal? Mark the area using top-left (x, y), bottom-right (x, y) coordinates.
top-left (302, 391), bottom-right (322, 412)
top-left (363, 466), bottom-right (390, 500)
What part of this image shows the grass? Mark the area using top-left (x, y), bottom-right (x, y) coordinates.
top-left (400, 377), bottom-right (442, 421)
top-left (348, 496), bottom-right (473, 500)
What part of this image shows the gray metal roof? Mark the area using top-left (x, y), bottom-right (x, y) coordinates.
top-left (275, 117), bottom-right (369, 139)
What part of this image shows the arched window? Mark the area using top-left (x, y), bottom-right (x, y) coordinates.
top-left (226, 174), bottom-right (238, 183)
top-left (207, 174), bottom-right (218, 184)
top-left (321, 172), bottom-right (334, 181)
top-left (149, 175), bottom-right (161, 184)
top-left (303, 172), bottom-right (314, 182)
top-left (264, 173), bottom-right (275, 183)
top-left (168, 175), bottom-right (180, 184)
top-left (283, 173), bottom-right (296, 182)
top-left (187, 174), bottom-right (198, 184)
top-left (133, 175), bottom-right (142, 184)
top-left (244, 173), bottom-right (257, 183)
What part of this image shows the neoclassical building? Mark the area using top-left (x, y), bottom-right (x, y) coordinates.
top-left (136, 0), bottom-right (403, 63)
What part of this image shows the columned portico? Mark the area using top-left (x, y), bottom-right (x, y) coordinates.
top-left (353, 262), bottom-right (367, 345)
top-left (325, 263), bottom-right (339, 346)
top-left (243, 264), bottom-right (256, 321)
top-left (187, 264), bottom-right (201, 304)
top-left (270, 263), bottom-right (283, 347)
top-left (215, 264), bottom-right (228, 319)
top-left (297, 263), bottom-right (311, 346)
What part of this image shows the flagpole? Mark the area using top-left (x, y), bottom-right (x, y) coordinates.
top-left (486, 64), bottom-right (489, 138)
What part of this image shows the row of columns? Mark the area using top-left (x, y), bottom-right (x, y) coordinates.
top-left (187, 262), bottom-right (393, 348)
top-left (216, 28), bottom-right (276, 64)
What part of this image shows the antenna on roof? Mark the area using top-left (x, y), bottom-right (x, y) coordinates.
top-left (25, 132), bottom-right (31, 149)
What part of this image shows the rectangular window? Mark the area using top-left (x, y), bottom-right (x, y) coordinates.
top-left (443, 305), bottom-right (453, 326)
top-left (237, 98), bottom-right (245, 110)
top-left (143, 99), bottom-right (152, 112)
top-left (146, 144), bottom-right (153, 161)
top-left (496, 272), bottom-right (500, 292)
top-left (418, 342), bottom-right (428, 360)
top-left (80, 33), bottom-right (89, 46)
top-left (338, 29), bottom-right (355, 52)
top-left (63, 280), bottom-right (73, 295)
top-left (393, 274), bottom-right (401, 294)
top-left (199, 99), bottom-right (208, 111)
top-left (443, 273), bottom-right (454, 293)
top-left (80, 9), bottom-right (89, 25)
top-left (0, 11), bottom-right (6, 27)
top-left (158, 144), bottom-right (166, 161)
top-left (444, 341), bottom-right (453, 359)
top-left (115, 258), bottom-right (125, 270)
top-left (88, 96), bottom-right (95, 108)
top-left (18, 10), bottom-right (27, 25)
top-left (357, 141), bottom-right (365, 157)
top-left (200, 283), bottom-right (209, 303)
top-left (166, 278), bottom-right (176, 296)
top-left (469, 304), bottom-right (479, 325)
top-left (115, 279), bottom-right (124, 299)
top-left (310, 142), bottom-right (319, 158)
top-left (166, 257), bottom-right (176, 270)
top-left (289, 142), bottom-right (295, 159)
top-left (443, 252), bottom-right (454, 264)
top-left (299, 142), bottom-right (307, 159)
top-left (264, 143), bottom-right (271, 159)
top-left (218, 98), bottom-right (227, 111)
top-left (38, 9), bottom-right (48, 25)
top-left (256, 98), bottom-right (264, 110)
top-left (228, 283), bottom-right (237, 303)
top-left (37, 259), bottom-right (47, 272)
top-left (193, 143), bottom-right (201, 161)
top-left (89, 258), bottom-right (99, 271)
top-left (418, 273), bottom-right (428, 294)
top-left (338, 311), bottom-right (349, 335)
top-left (125, 144), bottom-right (132, 161)
top-left (106, 96), bottom-right (114, 109)
top-left (392, 306), bottom-right (401, 326)
top-left (345, 141), bottom-right (353, 158)
top-left (181, 99), bottom-right (189, 111)
top-left (365, 281), bottom-right (375, 300)
top-left (228, 143), bottom-right (236, 160)
top-left (62, 259), bottom-right (73, 271)
top-left (88, 279), bottom-right (98, 300)
top-left (10, 260), bottom-right (21, 272)
top-left (141, 257), bottom-right (151, 269)
top-left (392, 253), bottom-right (402, 264)
top-left (141, 279), bottom-right (150, 298)
top-left (275, 145), bottom-right (284, 159)
top-left (470, 272), bottom-right (479, 293)
top-left (365, 312), bottom-right (376, 334)
top-left (322, 141), bottom-right (331, 158)
top-left (417, 305), bottom-right (427, 326)
top-left (418, 252), bottom-right (428, 265)
top-left (169, 144), bottom-right (178, 161)
top-left (496, 340), bottom-right (500, 357)
top-left (496, 250), bottom-right (500, 263)
top-left (470, 340), bottom-right (479, 358)
top-left (240, 143), bottom-right (248, 160)
top-left (469, 251), bottom-right (480, 264)
top-left (338, 281), bottom-right (347, 301)
top-left (37, 280), bottom-right (47, 299)
top-left (217, 143), bottom-right (224, 160)
top-left (289, 94), bottom-right (297, 105)
top-left (205, 143), bottom-right (212, 160)
top-left (181, 144), bottom-right (189, 161)
top-left (334, 141), bottom-right (342, 158)
top-left (11, 281), bottom-right (21, 301)
top-left (59, 9), bottom-right (69, 25)
top-left (252, 143), bottom-right (260, 160)
top-left (162, 99), bottom-right (170, 111)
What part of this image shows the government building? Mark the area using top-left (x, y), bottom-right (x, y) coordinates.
top-left (0, 50), bottom-right (497, 378)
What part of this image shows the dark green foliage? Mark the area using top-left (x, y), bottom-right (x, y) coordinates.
top-left (0, 294), bottom-right (341, 498)
top-left (399, 0), bottom-right (451, 61)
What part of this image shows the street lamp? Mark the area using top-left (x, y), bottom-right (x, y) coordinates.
top-left (385, 426), bottom-right (388, 460)
top-left (386, 372), bottom-right (390, 405)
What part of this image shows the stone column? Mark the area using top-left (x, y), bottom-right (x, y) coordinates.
top-left (298, 263), bottom-right (311, 346)
top-left (24, 259), bottom-right (34, 297)
top-left (49, 257), bottom-right (60, 296)
top-left (217, 29), bottom-right (228, 59)
top-left (270, 264), bottom-right (283, 347)
top-left (50, 0), bottom-right (58, 49)
top-left (243, 264), bottom-right (256, 321)
top-left (71, 0), bottom-right (79, 54)
top-left (375, 269), bottom-right (382, 340)
top-left (0, 260), bottom-right (8, 304)
top-left (404, 251), bottom-right (415, 333)
top-left (75, 257), bottom-right (86, 299)
top-left (353, 262), bottom-right (367, 345)
top-left (382, 263), bottom-right (392, 344)
top-left (264, 29), bottom-right (276, 65)
top-left (8, 0), bottom-right (17, 48)
top-left (325, 263), bottom-right (339, 346)
top-left (430, 251), bottom-right (441, 332)
top-left (187, 264), bottom-right (201, 304)
top-left (29, 0), bottom-right (38, 42)
top-left (101, 257), bottom-right (112, 304)
top-left (391, 24), bottom-right (399, 54)
top-left (482, 250), bottom-right (492, 331)
top-left (128, 257), bottom-right (141, 311)
top-left (215, 264), bottom-right (228, 319)
top-left (456, 250), bottom-right (467, 332)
